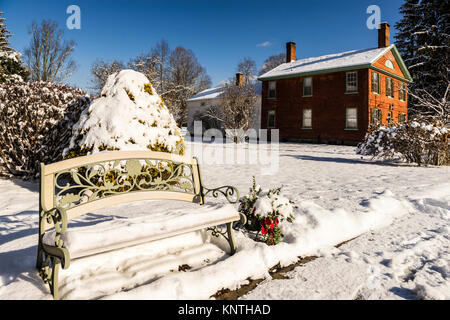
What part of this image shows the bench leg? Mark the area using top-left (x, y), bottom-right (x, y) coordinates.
top-left (226, 222), bottom-right (236, 255)
top-left (207, 223), bottom-right (237, 255)
top-left (50, 257), bottom-right (61, 300)
top-left (37, 253), bottom-right (61, 300)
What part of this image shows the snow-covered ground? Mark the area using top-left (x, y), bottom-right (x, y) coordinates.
top-left (0, 142), bottom-right (449, 300)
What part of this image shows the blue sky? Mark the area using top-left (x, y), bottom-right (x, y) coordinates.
top-left (2, 0), bottom-right (404, 93)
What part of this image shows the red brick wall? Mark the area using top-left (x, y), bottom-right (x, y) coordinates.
top-left (261, 69), bottom-right (370, 144)
top-left (369, 50), bottom-right (408, 124)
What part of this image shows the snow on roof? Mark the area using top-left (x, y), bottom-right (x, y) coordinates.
top-left (187, 86), bottom-right (224, 101)
top-left (187, 81), bottom-right (262, 102)
top-left (258, 45), bottom-right (393, 80)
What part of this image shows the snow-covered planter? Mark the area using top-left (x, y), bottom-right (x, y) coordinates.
top-left (239, 177), bottom-right (296, 245)
top-left (63, 69), bottom-right (185, 158)
top-left (357, 121), bottom-right (450, 166)
top-left (0, 81), bottom-right (90, 179)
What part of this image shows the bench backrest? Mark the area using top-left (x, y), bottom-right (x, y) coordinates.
top-left (39, 151), bottom-right (204, 232)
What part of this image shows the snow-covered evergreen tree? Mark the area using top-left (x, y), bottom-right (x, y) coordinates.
top-left (0, 12), bottom-right (29, 82)
top-left (0, 81), bottom-right (90, 179)
top-left (63, 69), bottom-right (185, 158)
top-left (395, 0), bottom-right (449, 117)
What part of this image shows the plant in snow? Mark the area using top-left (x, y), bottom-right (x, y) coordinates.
top-left (0, 81), bottom-right (91, 179)
top-left (63, 69), bottom-right (185, 159)
top-left (356, 120), bottom-right (449, 166)
top-left (239, 177), bottom-right (296, 245)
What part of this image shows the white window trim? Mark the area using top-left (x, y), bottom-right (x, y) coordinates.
top-left (399, 83), bottom-right (406, 101)
top-left (345, 71), bottom-right (358, 94)
top-left (268, 81), bottom-right (276, 99)
top-left (372, 72), bottom-right (380, 94)
top-left (345, 107), bottom-right (358, 130)
top-left (302, 77), bottom-right (313, 97)
top-left (386, 78), bottom-right (394, 98)
top-left (302, 108), bottom-right (312, 129)
top-left (267, 110), bottom-right (276, 128)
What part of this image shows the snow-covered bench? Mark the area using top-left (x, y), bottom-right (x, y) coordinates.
top-left (36, 151), bottom-right (243, 299)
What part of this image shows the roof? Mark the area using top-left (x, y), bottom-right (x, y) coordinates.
top-left (187, 86), bottom-right (224, 101)
top-left (187, 81), bottom-right (262, 102)
top-left (258, 44), bottom-right (412, 82)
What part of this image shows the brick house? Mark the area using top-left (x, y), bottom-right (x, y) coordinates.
top-left (258, 23), bottom-right (413, 145)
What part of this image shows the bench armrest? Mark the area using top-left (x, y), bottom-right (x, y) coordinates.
top-left (203, 185), bottom-right (239, 204)
top-left (41, 207), bottom-right (68, 248)
top-left (203, 186), bottom-right (246, 225)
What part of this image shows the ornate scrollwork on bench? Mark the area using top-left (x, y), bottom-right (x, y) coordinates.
top-left (54, 158), bottom-right (196, 209)
top-left (37, 152), bottom-right (242, 300)
top-left (203, 186), bottom-right (239, 204)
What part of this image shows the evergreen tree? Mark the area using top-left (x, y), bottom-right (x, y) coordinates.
top-left (0, 12), bottom-right (12, 51)
top-left (395, 0), bottom-right (449, 101)
top-left (0, 12), bottom-right (29, 82)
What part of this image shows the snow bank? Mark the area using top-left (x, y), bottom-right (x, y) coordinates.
top-left (103, 189), bottom-right (411, 299)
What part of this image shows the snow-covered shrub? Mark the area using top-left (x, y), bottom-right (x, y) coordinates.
top-left (0, 81), bottom-right (91, 179)
top-left (239, 177), bottom-right (296, 245)
top-left (357, 121), bottom-right (450, 166)
top-left (63, 69), bottom-right (185, 158)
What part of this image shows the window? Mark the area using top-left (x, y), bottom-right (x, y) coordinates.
top-left (399, 82), bottom-right (406, 101)
top-left (387, 111), bottom-right (393, 124)
top-left (370, 108), bottom-right (382, 125)
top-left (371, 72), bottom-right (380, 94)
top-left (385, 60), bottom-right (394, 70)
top-left (303, 77), bottom-right (313, 96)
top-left (346, 72), bottom-right (358, 93)
top-left (302, 109), bottom-right (312, 128)
top-left (267, 110), bottom-right (276, 128)
top-left (399, 113), bottom-right (406, 123)
top-left (268, 81), bottom-right (276, 98)
top-left (346, 107), bottom-right (358, 129)
top-left (386, 77), bottom-right (394, 98)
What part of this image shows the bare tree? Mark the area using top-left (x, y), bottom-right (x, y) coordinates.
top-left (207, 79), bottom-right (257, 142)
top-left (24, 20), bottom-right (77, 83)
top-left (166, 46), bottom-right (211, 124)
top-left (259, 53), bottom-right (285, 75)
top-left (237, 57), bottom-right (257, 82)
top-left (90, 59), bottom-right (125, 94)
top-left (408, 80), bottom-right (450, 125)
top-left (129, 39), bottom-right (171, 95)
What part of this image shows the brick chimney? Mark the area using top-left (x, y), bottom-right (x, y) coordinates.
top-left (378, 22), bottom-right (390, 48)
top-left (236, 72), bottom-right (243, 86)
top-left (286, 42), bottom-right (296, 63)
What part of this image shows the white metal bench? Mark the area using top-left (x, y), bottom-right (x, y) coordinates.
top-left (36, 151), bottom-right (244, 299)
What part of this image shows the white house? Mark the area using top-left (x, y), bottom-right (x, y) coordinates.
top-left (186, 73), bottom-right (262, 138)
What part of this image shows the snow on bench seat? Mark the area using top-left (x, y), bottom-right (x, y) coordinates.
top-left (43, 203), bottom-right (239, 260)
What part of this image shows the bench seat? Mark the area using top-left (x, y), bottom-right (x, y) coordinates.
top-left (43, 203), bottom-right (240, 260)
